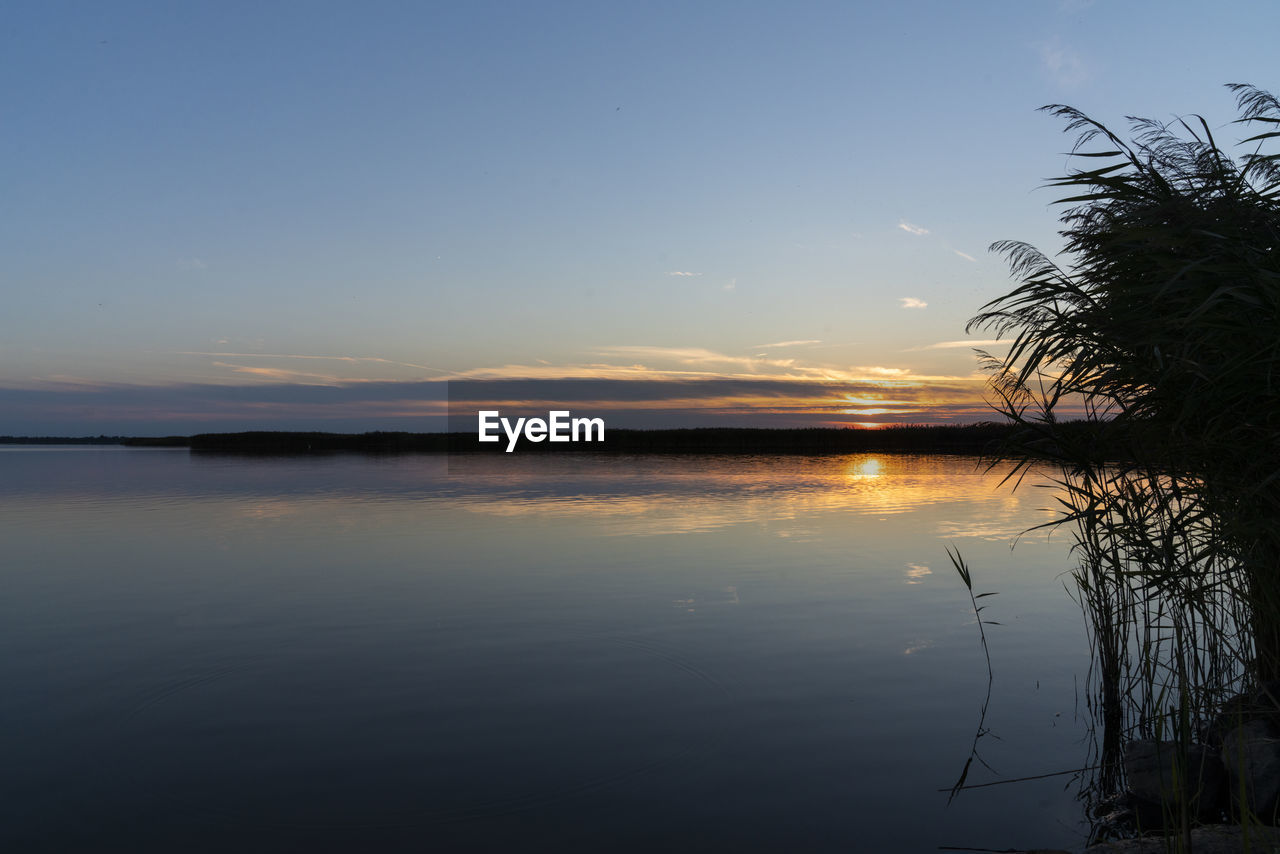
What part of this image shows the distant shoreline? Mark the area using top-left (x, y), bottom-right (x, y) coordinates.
top-left (0, 424), bottom-right (1016, 455)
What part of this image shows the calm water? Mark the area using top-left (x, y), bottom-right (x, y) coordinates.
top-left (1, 448), bottom-right (1093, 852)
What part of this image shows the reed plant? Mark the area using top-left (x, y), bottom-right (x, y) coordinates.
top-left (968, 84), bottom-right (1280, 841)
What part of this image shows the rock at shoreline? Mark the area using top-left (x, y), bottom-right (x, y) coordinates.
top-left (1123, 739), bottom-right (1226, 822)
top-left (1082, 824), bottom-right (1280, 852)
top-left (1222, 718), bottom-right (1280, 822)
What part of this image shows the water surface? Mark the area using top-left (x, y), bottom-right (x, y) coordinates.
top-left (0, 448), bottom-right (1091, 852)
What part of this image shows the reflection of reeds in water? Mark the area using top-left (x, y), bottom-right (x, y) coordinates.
top-left (1066, 465), bottom-right (1254, 843)
top-left (946, 547), bottom-right (999, 805)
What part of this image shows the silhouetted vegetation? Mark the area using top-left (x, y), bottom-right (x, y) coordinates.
top-left (971, 84), bottom-right (1280, 838)
top-left (183, 424), bottom-right (1020, 455)
top-left (0, 435), bottom-right (133, 445)
top-left (188, 431), bottom-right (449, 453)
top-left (4, 422), bottom-right (1162, 456)
top-left (121, 436), bottom-right (190, 447)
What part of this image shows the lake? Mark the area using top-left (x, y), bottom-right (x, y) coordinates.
top-left (0, 447), bottom-right (1093, 852)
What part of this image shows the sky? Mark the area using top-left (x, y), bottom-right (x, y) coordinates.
top-left (3, 0), bottom-right (1278, 434)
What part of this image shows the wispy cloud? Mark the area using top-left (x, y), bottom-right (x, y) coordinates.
top-left (446, 374), bottom-right (995, 428)
top-left (1040, 40), bottom-right (1091, 88)
top-left (665, 271), bottom-right (701, 277)
top-left (754, 339), bottom-right (822, 349)
top-left (210, 362), bottom-right (345, 385)
top-left (455, 351), bottom-right (985, 394)
top-left (0, 366), bottom-right (1007, 434)
top-left (953, 250), bottom-right (977, 262)
top-left (450, 362), bottom-right (670, 381)
top-left (900, 297), bottom-right (928, 309)
top-left (898, 221), bottom-right (929, 236)
top-left (180, 351), bottom-right (447, 373)
top-left (723, 278), bottom-right (737, 291)
top-left (914, 339), bottom-right (1005, 351)
top-left (596, 345), bottom-right (793, 372)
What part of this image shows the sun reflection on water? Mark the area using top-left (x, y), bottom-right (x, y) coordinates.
top-left (440, 453), bottom-right (1059, 539)
top-left (847, 457), bottom-right (883, 480)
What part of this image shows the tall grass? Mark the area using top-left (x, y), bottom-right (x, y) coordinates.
top-left (969, 84), bottom-right (1280, 839)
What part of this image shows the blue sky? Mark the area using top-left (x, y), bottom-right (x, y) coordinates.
top-left (3, 1), bottom-right (1278, 433)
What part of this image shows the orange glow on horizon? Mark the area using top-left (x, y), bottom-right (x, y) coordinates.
top-left (840, 407), bottom-right (921, 416)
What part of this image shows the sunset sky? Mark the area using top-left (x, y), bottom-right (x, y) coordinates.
top-left (3, 1), bottom-right (1277, 434)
